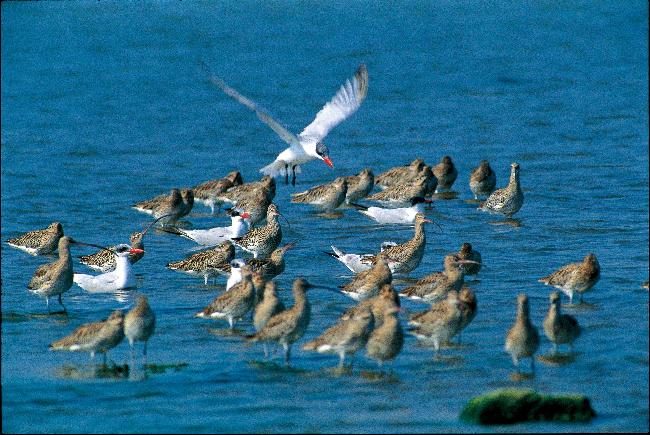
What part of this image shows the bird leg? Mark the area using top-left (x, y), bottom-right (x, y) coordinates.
top-left (57, 294), bottom-right (67, 313)
top-left (228, 316), bottom-right (234, 329)
top-left (263, 343), bottom-right (269, 359)
top-left (143, 341), bottom-right (148, 368)
top-left (283, 342), bottom-right (291, 365)
top-left (291, 165), bottom-right (297, 186)
top-left (338, 351), bottom-right (346, 369)
top-left (284, 164), bottom-right (289, 185)
top-left (46, 297), bottom-right (50, 313)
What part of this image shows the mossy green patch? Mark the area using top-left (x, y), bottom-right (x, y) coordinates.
top-left (460, 388), bottom-right (595, 425)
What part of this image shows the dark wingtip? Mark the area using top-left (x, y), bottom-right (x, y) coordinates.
top-left (323, 251), bottom-right (339, 258)
top-left (349, 202), bottom-right (368, 211)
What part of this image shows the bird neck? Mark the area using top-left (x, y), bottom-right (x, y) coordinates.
top-left (508, 170), bottom-right (520, 191)
top-left (115, 255), bottom-right (131, 277)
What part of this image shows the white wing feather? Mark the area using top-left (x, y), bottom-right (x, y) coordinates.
top-left (299, 64), bottom-right (368, 142)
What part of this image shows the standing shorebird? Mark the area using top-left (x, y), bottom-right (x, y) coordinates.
top-left (408, 290), bottom-right (462, 356)
top-left (366, 302), bottom-right (403, 369)
top-left (340, 256), bottom-right (392, 301)
top-left (179, 189), bottom-right (195, 219)
top-left (27, 236), bottom-right (100, 313)
top-left (400, 255), bottom-right (478, 303)
top-left (124, 295), bottom-right (156, 366)
top-left (204, 63), bottom-right (368, 185)
top-left (215, 176), bottom-right (276, 208)
top-left (342, 284), bottom-right (400, 328)
top-left (232, 204), bottom-right (283, 259)
top-left (451, 243), bottom-right (482, 276)
top-left (132, 188), bottom-right (185, 226)
top-left (163, 208), bottom-right (250, 247)
top-left (469, 160), bottom-right (497, 200)
top-left (74, 244), bottom-right (144, 292)
top-left (229, 190), bottom-right (272, 227)
top-left (302, 306), bottom-right (374, 369)
top-left (543, 291), bottom-right (580, 354)
top-left (365, 213), bottom-right (432, 275)
top-left (78, 214), bottom-right (170, 273)
top-left (218, 242), bottom-right (296, 282)
top-left (166, 240), bottom-right (236, 285)
top-left (505, 294), bottom-right (540, 374)
top-left (49, 310), bottom-right (125, 365)
top-left (291, 177), bottom-right (348, 212)
top-left (351, 196), bottom-right (432, 225)
top-left (253, 281), bottom-right (286, 357)
top-left (343, 168), bottom-right (375, 204)
top-left (375, 159), bottom-right (426, 189)
top-left (479, 163), bottom-right (523, 217)
top-left (246, 278), bottom-right (312, 364)
top-left (193, 170), bottom-right (243, 214)
top-left (194, 266), bottom-right (256, 329)
top-left (6, 221), bottom-right (64, 256)
top-left (539, 253), bottom-right (600, 304)
top-left (367, 173), bottom-right (430, 204)
top-left (456, 287), bottom-right (477, 344)
top-left (432, 156), bottom-right (458, 192)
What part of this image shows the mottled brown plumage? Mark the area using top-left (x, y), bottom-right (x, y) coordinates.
top-left (432, 155), bottom-right (458, 192)
top-left (50, 310), bottom-right (125, 362)
top-left (366, 303), bottom-right (403, 367)
top-left (539, 253), bottom-right (600, 304)
top-left (344, 168), bottom-right (375, 203)
top-left (291, 177), bottom-right (348, 211)
top-left (409, 290), bottom-right (462, 353)
top-left (375, 158), bottom-right (426, 188)
top-left (6, 221), bottom-right (64, 256)
top-left (194, 267), bottom-right (255, 328)
top-left (193, 170), bottom-right (243, 214)
top-left (543, 291), bottom-right (580, 353)
top-left (469, 160), bottom-right (496, 199)
top-left (340, 256), bottom-right (392, 301)
top-left (479, 163), bottom-right (523, 217)
top-left (232, 204), bottom-right (282, 259)
top-left (166, 241), bottom-right (235, 284)
top-left (367, 173), bottom-right (429, 203)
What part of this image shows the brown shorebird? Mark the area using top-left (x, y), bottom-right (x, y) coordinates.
top-left (232, 204), bottom-right (282, 259)
top-left (193, 170), bottom-right (243, 214)
top-left (251, 271), bottom-right (267, 305)
top-left (166, 240), bottom-right (235, 285)
top-left (342, 284), bottom-right (400, 328)
top-left (247, 278), bottom-right (312, 364)
top-left (124, 294), bottom-right (156, 365)
top-left (28, 236), bottom-right (100, 313)
top-left (363, 213), bottom-right (432, 275)
top-left (367, 173), bottom-right (430, 204)
top-left (457, 287), bottom-right (477, 344)
top-left (6, 222), bottom-right (64, 256)
top-left (408, 290), bottom-right (462, 355)
top-left (179, 188), bottom-right (195, 219)
top-left (469, 160), bottom-right (497, 199)
top-left (643, 281), bottom-right (649, 290)
top-left (291, 177), bottom-right (348, 212)
top-left (505, 293), bottom-right (540, 374)
top-left (218, 242), bottom-right (296, 281)
top-left (479, 163), bottom-right (523, 217)
top-left (376, 158), bottom-right (426, 188)
top-left (194, 266), bottom-right (255, 328)
top-left (229, 189), bottom-right (272, 227)
top-left (366, 302), bottom-right (403, 369)
top-left (216, 175), bottom-right (276, 207)
top-left (303, 305), bottom-right (374, 368)
top-left (343, 168), bottom-right (375, 203)
top-left (49, 310), bottom-right (125, 365)
top-left (400, 255), bottom-right (476, 303)
top-left (432, 156), bottom-right (458, 192)
top-left (132, 188), bottom-right (185, 225)
top-left (543, 291), bottom-right (580, 354)
top-left (452, 243), bottom-right (482, 276)
top-left (539, 253), bottom-right (600, 304)
top-left (253, 281), bottom-right (286, 357)
top-left (340, 256), bottom-right (392, 301)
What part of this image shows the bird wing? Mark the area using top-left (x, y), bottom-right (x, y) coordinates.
top-left (299, 64), bottom-right (368, 142)
top-left (202, 63), bottom-right (302, 148)
top-left (28, 263), bottom-right (54, 289)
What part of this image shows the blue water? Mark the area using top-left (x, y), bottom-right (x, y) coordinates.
top-left (2, 1), bottom-right (648, 433)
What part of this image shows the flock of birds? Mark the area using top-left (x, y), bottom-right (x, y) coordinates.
top-left (6, 63), bottom-right (612, 376)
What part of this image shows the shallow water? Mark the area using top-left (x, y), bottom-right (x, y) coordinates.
top-left (1, 1), bottom-right (648, 433)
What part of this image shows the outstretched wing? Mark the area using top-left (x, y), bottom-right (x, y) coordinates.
top-left (202, 62), bottom-right (302, 148)
top-left (299, 64), bottom-right (368, 142)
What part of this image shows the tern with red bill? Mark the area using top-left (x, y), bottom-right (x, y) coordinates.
top-left (350, 196), bottom-right (432, 224)
top-left (73, 244), bottom-right (144, 292)
top-left (162, 208), bottom-right (251, 247)
top-left (203, 62), bottom-right (368, 185)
